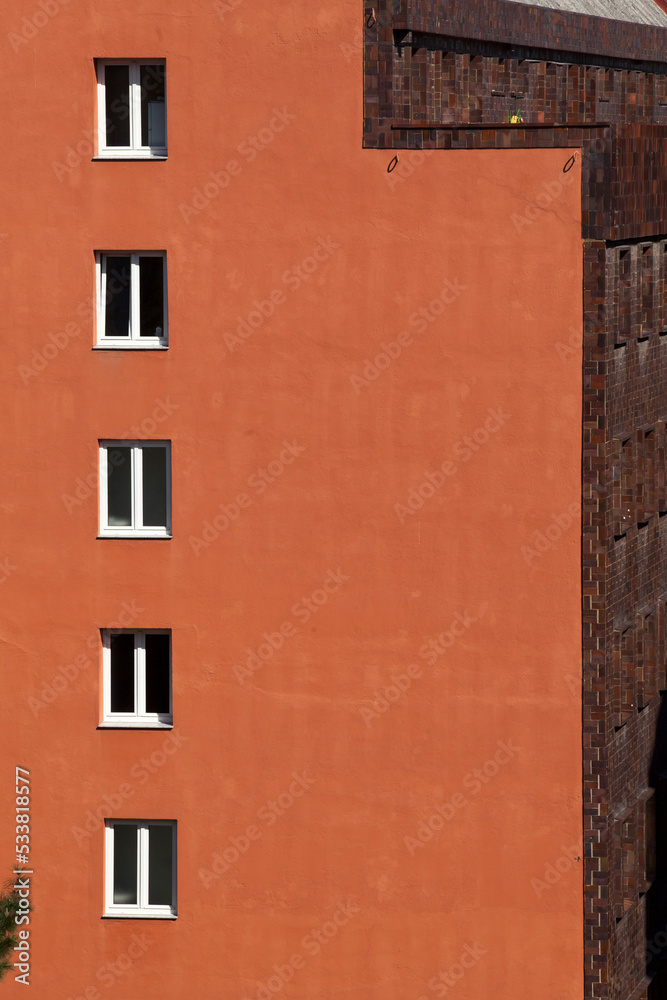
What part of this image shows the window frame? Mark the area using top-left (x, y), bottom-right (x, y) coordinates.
top-left (95, 251), bottom-right (168, 349)
top-left (99, 440), bottom-right (172, 539)
top-left (104, 820), bottom-right (177, 919)
top-left (100, 629), bottom-right (172, 729)
top-left (96, 59), bottom-right (167, 159)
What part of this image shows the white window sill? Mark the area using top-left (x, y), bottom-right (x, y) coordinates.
top-left (94, 342), bottom-right (168, 351)
top-left (93, 152), bottom-right (167, 161)
top-left (98, 721), bottom-right (173, 730)
top-left (98, 531), bottom-right (172, 540)
top-left (103, 911), bottom-right (177, 920)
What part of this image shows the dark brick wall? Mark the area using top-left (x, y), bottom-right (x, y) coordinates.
top-left (364, 0), bottom-right (667, 152)
top-left (394, 0), bottom-right (667, 65)
top-left (362, 3), bottom-right (667, 998)
top-left (584, 238), bottom-right (667, 1000)
top-left (383, 45), bottom-right (667, 132)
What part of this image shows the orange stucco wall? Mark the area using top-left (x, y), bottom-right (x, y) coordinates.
top-left (1, 2), bottom-right (582, 998)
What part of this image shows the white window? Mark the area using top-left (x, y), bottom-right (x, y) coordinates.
top-left (96, 60), bottom-right (167, 158)
top-left (105, 821), bottom-right (176, 918)
top-left (101, 630), bottom-right (172, 728)
top-left (99, 441), bottom-right (171, 539)
top-left (96, 252), bottom-right (167, 348)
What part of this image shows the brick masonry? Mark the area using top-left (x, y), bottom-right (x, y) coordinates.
top-left (363, 2), bottom-right (667, 998)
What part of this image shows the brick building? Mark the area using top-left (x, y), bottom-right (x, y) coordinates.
top-left (366, 0), bottom-right (667, 996)
top-left (1, 0), bottom-right (665, 998)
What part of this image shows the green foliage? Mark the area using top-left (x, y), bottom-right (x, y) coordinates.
top-left (0, 878), bottom-right (21, 982)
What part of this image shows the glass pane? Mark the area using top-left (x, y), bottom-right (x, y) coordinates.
top-left (113, 825), bottom-right (138, 904)
top-left (107, 447), bottom-right (132, 527)
top-left (139, 257), bottom-right (164, 338)
top-left (104, 64), bottom-right (131, 147)
top-left (104, 256), bottom-right (131, 338)
top-left (140, 64), bottom-right (166, 147)
top-left (110, 634), bottom-right (135, 713)
top-left (148, 825), bottom-right (173, 905)
top-left (145, 634), bottom-right (170, 714)
top-left (142, 447), bottom-right (167, 527)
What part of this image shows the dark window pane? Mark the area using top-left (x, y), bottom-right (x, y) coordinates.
top-left (145, 634), bottom-right (170, 714)
top-left (142, 448), bottom-right (167, 527)
top-left (104, 65), bottom-right (130, 147)
top-left (108, 447), bottom-right (132, 527)
top-left (140, 64), bottom-right (166, 147)
top-left (148, 825), bottom-right (173, 905)
top-left (110, 634), bottom-right (135, 713)
top-left (139, 257), bottom-right (164, 337)
top-left (113, 825), bottom-right (138, 904)
top-left (104, 256), bottom-right (131, 338)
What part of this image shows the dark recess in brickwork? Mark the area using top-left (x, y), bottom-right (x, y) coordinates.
top-left (362, 3), bottom-right (667, 999)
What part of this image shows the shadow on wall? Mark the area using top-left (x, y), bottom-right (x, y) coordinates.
top-left (647, 693), bottom-right (667, 998)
